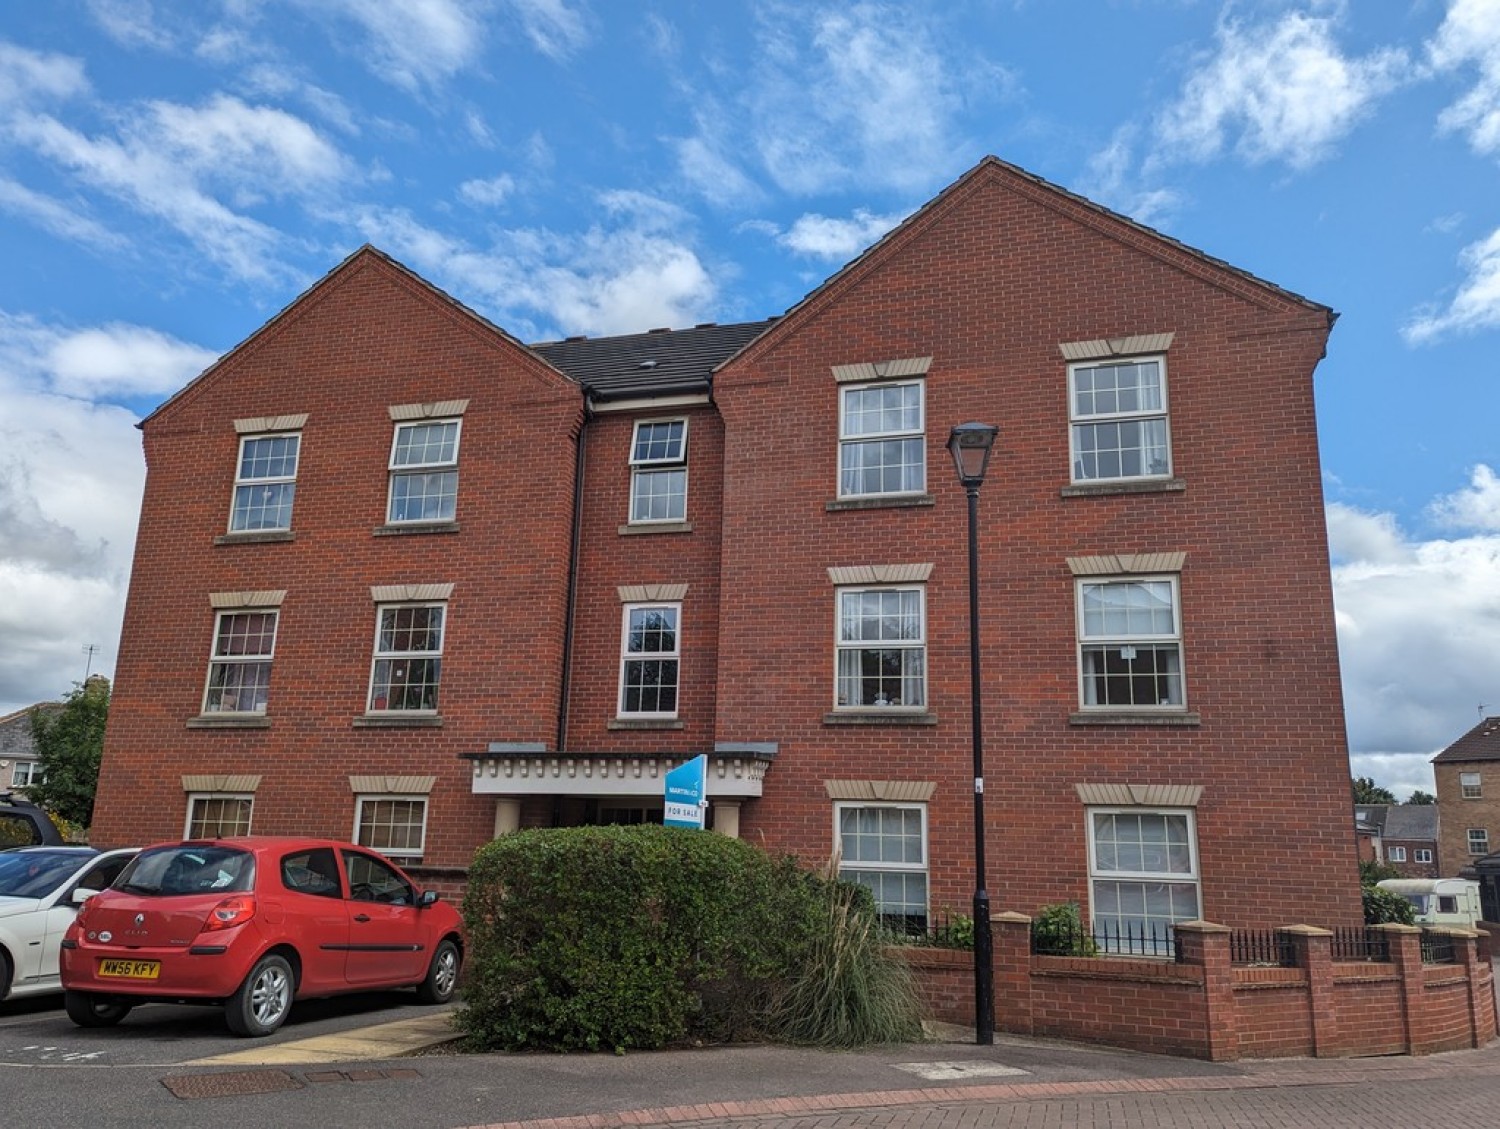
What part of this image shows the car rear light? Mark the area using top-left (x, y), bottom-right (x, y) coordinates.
top-left (199, 894), bottom-right (256, 933)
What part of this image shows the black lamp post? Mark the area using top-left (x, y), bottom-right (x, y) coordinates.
top-left (947, 421), bottom-right (998, 1046)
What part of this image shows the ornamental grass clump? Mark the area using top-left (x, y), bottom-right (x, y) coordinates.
top-left (764, 875), bottom-right (924, 1048)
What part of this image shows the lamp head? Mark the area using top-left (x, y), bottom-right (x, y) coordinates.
top-left (947, 422), bottom-right (999, 488)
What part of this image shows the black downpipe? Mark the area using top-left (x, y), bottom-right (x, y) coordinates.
top-left (556, 403), bottom-right (592, 760)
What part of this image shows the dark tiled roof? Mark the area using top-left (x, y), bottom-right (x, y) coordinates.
top-left (0, 703), bottom-right (51, 758)
top-left (1382, 804), bottom-right (1438, 841)
top-left (1354, 805), bottom-right (1388, 834)
top-left (530, 320), bottom-right (773, 401)
top-left (1431, 716), bottom-right (1500, 763)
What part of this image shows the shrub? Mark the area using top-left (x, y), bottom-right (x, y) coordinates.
top-left (1031, 902), bottom-right (1099, 956)
top-left (456, 825), bottom-right (829, 1052)
top-left (1362, 884), bottom-right (1417, 926)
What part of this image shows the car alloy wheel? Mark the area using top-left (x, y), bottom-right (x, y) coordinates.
top-left (227, 953), bottom-right (294, 1037)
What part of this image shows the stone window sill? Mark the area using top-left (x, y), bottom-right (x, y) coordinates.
top-left (215, 530), bottom-right (295, 546)
top-left (826, 494), bottom-right (935, 512)
top-left (373, 522), bottom-right (461, 537)
top-left (186, 715), bottom-right (272, 729)
top-left (618, 521), bottom-right (693, 536)
top-left (824, 711), bottom-right (938, 726)
top-left (608, 718), bottom-right (686, 730)
top-left (1060, 478), bottom-right (1186, 499)
top-left (1069, 711), bottom-right (1201, 727)
top-left (353, 714), bottom-right (444, 728)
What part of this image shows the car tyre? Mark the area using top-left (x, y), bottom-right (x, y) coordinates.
top-left (64, 989), bottom-right (133, 1028)
top-left (226, 953), bottom-right (294, 1037)
top-left (415, 938), bottom-right (460, 1005)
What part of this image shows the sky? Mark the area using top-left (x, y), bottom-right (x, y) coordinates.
top-left (1, 1), bottom-right (1499, 800)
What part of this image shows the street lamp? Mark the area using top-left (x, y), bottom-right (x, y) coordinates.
top-left (947, 421), bottom-right (998, 1046)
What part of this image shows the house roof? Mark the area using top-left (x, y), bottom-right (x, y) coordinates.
top-left (1431, 716), bottom-right (1500, 764)
top-left (0, 703), bottom-right (53, 760)
top-left (529, 320), bottom-right (774, 401)
top-left (1382, 804), bottom-right (1438, 841)
top-left (1354, 805), bottom-right (1388, 834)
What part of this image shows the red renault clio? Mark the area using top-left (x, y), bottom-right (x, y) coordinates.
top-left (60, 837), bottom-right (464, 1037)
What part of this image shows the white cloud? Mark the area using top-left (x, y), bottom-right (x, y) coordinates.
top-left (1080, 125), bottom-right (1185, 230)
top-left (1428, 463), bottom-right (1500, 531)
top-left (673, 128), bottom-right (762, 210)
top-left (1402, 226), bottom-right (1500, 343)
top-left (0, 175), bottom-right (126, 250)
top-left (1429, 0), bottom-right (1500, 157)
top-left (348, 195), bottom-right (718, 339)
top-left (0, 313), bottom-right (207, 710)
top-left (0, 311), bottom-right (217, 401)
top-left (9, 94), bottom-right (350, 284)
top-left (309, 0), bottom-right (491, 90)
top-left (506, 0), bottom-right (591, 61)
top-left (1330, 500), bottom-right (1500, 764)
top-left (777, 209), bottom-right (903, 260)
top-left (86, 0), bottom-right (177, 51)
top-left (746, 3), bottom-right (979, 195)
top-left (1154, 11), bottom-right (1407, 170)
top-left (1327, 501), bottom-right (1414, 565)
top-left (0, 40), bottom-right (89, 107)
top-left (460, 174), bottom-right (516, 207)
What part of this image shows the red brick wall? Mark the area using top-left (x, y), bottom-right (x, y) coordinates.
top-left (902, 920), bottom-right (1494, 1060)
top-left (712, 160), bottom-right (1359, 927)
top-left (91, 251), bottom-right (581, 866)
top-left (96, 162), bottom-right (1361, 935)
top-left (563, 405), bottom-right (723, 756)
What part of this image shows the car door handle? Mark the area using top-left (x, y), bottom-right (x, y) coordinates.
top-left (353, 913), bottom-right (371, 922)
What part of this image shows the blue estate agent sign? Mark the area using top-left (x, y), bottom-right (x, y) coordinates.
top-left (664, 755), bottom-right (708, 829)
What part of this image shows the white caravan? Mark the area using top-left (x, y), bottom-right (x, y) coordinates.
top-left (1376, 878), bottom-right (1482, 927)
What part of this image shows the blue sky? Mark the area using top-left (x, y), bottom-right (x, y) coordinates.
top-left (2, 1), bottom-right (1499, 799)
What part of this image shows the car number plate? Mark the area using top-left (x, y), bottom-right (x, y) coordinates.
top-left (98, 959), bottom-right (160, 980)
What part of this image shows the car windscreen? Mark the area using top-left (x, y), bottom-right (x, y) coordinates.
top-left (115, 845), bottom-right (256, 896)
top-left (0, 849), bottom-right (95, 898)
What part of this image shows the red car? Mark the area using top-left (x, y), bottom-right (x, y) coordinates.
top-left (60, 837), bottom-right (464, 1037)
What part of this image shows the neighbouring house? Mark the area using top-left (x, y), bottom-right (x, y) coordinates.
top-left (1433, 715), bottom-right (1500, 879)
top-left (89, 155), bottom-right (1364, 943)
top-left (1354, 803), bottom-right (1440, 877)
top-left (0, 703), bottom-right (48, 794)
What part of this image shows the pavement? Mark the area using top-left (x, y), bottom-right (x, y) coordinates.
top-left (172, 1011), bottom-right (1500, 1129)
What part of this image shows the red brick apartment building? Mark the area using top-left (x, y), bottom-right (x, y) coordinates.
top-left (92, 156), bottom-right (1363, 937)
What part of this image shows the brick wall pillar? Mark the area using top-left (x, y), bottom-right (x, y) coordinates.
top-left (1377, 924), bottom-right (1426, 1053)
top-left (991, 911), bottom-right (1032, 1037)
top-left (1451, 928), bottom-right (1497, 1047)
top-left (1282, 924), bottom-right (1337, 1056)
top-left (1473, 919), bottom-right (1497, 964)
top-left (1173, 920), bottom-right (1236, 1062)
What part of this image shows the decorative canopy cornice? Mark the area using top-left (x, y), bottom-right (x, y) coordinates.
top-left (464, 747), bottom-right (774, 799)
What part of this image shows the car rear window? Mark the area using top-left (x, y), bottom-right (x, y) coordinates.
top-left (116, 845), bottom-right (256, 896)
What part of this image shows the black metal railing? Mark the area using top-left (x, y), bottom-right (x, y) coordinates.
top-left (1332, 926), bottom-right (1390, 962)
top-left (1229, 929), bottom-right (1296, 967)
top-left (1421, 930), bottom-right (1457, 965)
top-left (1031, 918), bottom-right (1181, 961)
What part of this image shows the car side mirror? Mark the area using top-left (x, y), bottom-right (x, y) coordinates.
top-left (71, 887), bottom-right (98, 907)
top-left (417, 889), bottom-right (439, 908)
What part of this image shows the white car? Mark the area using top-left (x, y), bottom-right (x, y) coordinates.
top-left (0, 847), bottom-right (138, 1001)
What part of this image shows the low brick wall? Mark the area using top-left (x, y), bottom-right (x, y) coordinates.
top-left (900, 916), bottom-right (1496, 1061)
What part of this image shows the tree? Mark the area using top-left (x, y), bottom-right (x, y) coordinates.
top-left (1352, 776), bottom-right (1397, 806)
top-left (27, 676), bottom-right (109, 827)
top-left (1406, 790), bottom-right (1435, 805)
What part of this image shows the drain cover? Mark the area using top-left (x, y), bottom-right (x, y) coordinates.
top-left (161, 1070), bottom-right (305, 1099)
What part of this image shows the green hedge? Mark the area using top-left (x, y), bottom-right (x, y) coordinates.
top-left (456, 825), bottom-right (832, 1052)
